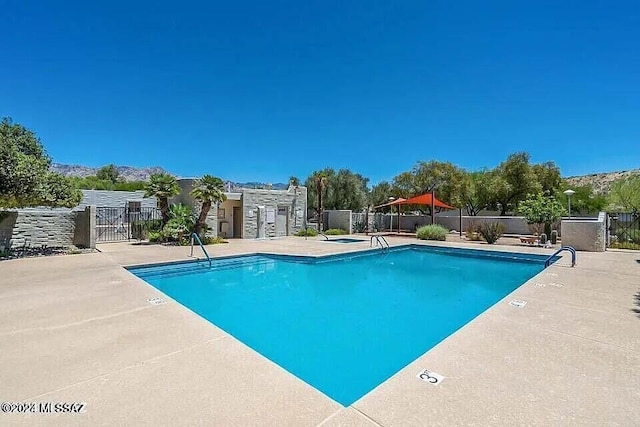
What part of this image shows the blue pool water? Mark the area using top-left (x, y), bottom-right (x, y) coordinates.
top-left (130, 246), bottom-right (548, 406)
top-left (325, 238), bottom-right (364, 243)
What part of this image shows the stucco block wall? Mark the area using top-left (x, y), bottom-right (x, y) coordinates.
top-left (242, 187), bottom-right (307, 238)
top-left (0, 206), bottom-right (96, 250)
top-left (325, 210), bottom-right (352, 233)
top-left (435, 215), bottom-right (533, 235)
top-left (76, 190), bottom-right (156, 210)
top-left (561, 212), bottom-right (606, 252)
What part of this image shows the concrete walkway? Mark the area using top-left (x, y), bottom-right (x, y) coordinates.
top-left (1, 237), bottom-right (638, 426)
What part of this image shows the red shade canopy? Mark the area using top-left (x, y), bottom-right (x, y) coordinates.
top-left (402, 193), bottom-right (454, 209)
top-left (372, 198), bottom-right (407, 209)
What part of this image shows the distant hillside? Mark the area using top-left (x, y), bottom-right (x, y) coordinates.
top-left (565, 169), bottom-right (640, 194)
top-left (51, 163), bottom-right (289, 190)
top-left (51, 163), bottom-right (172, 181)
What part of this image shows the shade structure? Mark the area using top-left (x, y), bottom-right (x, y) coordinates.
top-left (372, 198), bottom-right (407, 209)
top-left (402, 193), bottom-right (454, 209)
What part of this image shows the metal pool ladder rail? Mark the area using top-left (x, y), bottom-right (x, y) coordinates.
top-left (190, 233), bottom-right (212, 267)
top-left (545, 246), bottom-right (576, 268)
top-left (370, 235), bottom-right (390, 250)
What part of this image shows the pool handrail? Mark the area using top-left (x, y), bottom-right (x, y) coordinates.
top-left (545, 246), bottom-right (576, 268)
top-left (370, 234), bottom-right (390, 250)
top-left (190, 233), bottom-right (212, 267)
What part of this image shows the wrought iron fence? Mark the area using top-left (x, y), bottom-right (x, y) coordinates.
top-left (608, 212), bottom-right (640, 249)
top-left (96, 207), bottom-right (162, 242)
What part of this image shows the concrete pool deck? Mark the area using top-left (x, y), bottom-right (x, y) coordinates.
top-left (1, 236), bottom-right (638, 426)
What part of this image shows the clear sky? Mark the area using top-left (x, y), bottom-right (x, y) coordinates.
top-left (1, 1), bottom-right (639, 184)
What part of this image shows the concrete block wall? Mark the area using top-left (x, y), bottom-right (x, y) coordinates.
top-left (325, 210), bottom-right (352, 233)
top-left (561, 212), bottom-right (606, 252)
top-left (242, 187), bottom-right (307, 238)
top-left (0, 206), bottom-right (96, 250)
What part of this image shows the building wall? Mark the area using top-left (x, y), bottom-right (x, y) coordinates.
top-left (241, 186), bottom-right (307, 238)
top-left (76, 190), bottom-right (157, 210)
top-left (561, 212), bottom-right (606, 252)
top-left (218, 199), bottom-right (242, 238)
top-left (0, 207), bottom-right (95, 250)
top-left (325, 210), bottom-right (352, 233)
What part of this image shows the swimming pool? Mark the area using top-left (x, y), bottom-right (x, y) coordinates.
top-left (129, 245), bottom-right (549, 406)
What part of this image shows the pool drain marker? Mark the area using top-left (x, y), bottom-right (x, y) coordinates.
top-left (147, 297), bottom-right (167, 305)
top-left (509, 299), bottom-right (527, 308)
top-left (416, 369), bottom-right (444, 385)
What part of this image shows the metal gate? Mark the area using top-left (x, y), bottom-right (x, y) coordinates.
top-left (608, 212), bottom-right (640, 248)
top-left (96, 207), bottom-right (162, 242)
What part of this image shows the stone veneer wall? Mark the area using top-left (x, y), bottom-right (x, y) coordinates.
top-left (241, 187), bottom-right (307, 238)
top-left (76, 190), bottom-right (157, 210)
top-left (0, 206), bottom-right (96, 250)
top-left (561, 212), bottom-right (606, 252)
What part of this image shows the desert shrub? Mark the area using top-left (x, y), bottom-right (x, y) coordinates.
top-left (131, 218), bottom-right (163, 240)
top-left (609, 241), bottom-right (640, 250)
top-left (353, 220), bottom-right (366, 233)
top-left (465, 222), bottom-right (483, 241)
top-left (148, 231), bottom-right (163, 243)
top-left (478, 222), bottom-right (505, 244)
top-left (295, 228), bottom-right (318, 237)
top-left (201, 236), bottom-right (228, 245)
top-left (325, 228), bottom-right (348, 235)
top-left (416, 224), bottom-right (448, 241)
top-left (615, 228), bottom-right (640, 244)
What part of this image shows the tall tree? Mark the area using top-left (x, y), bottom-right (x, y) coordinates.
top-left (369, 181), bottom-right (393, 207)
top-left (145, 173), bottom-right (180, 226)
top-left (0, 117), bottom-right (81, 208)
top-left (532, 161), bottom-right (562, 195)
top-left (464, 170), bottom-right (493, 215)
top-left (190, 175), bottom-right (227, 236)
top-left (491, 152), bottom-right (542, 215)
top-left (324, 169), bottom-right (369, 211)
top-left (96, 164), bottom-right (120, 184)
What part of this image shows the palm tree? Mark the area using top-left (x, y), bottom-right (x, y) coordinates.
top-left (314, 173), bottom-right (328, 231)
top-left (190, 175), bottom-right (227, 236)
top-left (145, 173), bottom-right (180, 226)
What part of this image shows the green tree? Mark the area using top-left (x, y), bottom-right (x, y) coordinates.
top-left (145, 173), bottom-right (180, 226)
top-left (96, 164), bottom-right (120, 184)
top-left (464, 170), bottom-right (494, 215)
top-left (555, 182), bottom-right (607, 215)
top-left (190, 175), bottom-right (227, 236)
top-left (324, 169), bottom-right (369, 211)
top-left (532, 161), bottom-right (562, 195)
top-left (0, 117), bottom-right (81, 208)
top-left (369, 181), bottom-right (393, 207)
top-left (608, 175), bottom-right (640, 214)
top-left (491, 152), bottom-right (542, 215)
top-left (518, 193), bottom-right (565, 235)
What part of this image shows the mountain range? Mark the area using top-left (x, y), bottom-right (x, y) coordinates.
top-left (52, 163), bottom-right (638, 194)
top-left (50, 163), bottom-right (289, 191)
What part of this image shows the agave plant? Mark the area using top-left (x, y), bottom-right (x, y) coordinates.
top-left (190, 175), bottom-right (227, 236)
top-left (145, 173), bottom-right (180, 226)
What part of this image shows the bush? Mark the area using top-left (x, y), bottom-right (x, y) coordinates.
top-left (201, 236), bottom-right (228, 245)
top-left (478, 222), bottom-right (505, 244)
top-left (325, 228), bottom-right (348, 235)
top-left (148, 231), bottom-right (163, 243)
top-left (295, 228), bottom-right (318, 237)
top-left (353, 220), bottom-right (366, 233)
top-left (416, 224), bottom-right (448, 241)
top-left (609, 241), bottom-right (640, 250)
top-left (465, 222), bottom-right (483, 241)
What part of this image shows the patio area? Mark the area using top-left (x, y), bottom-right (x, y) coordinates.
top-left (1, 236), bottom-right (638, 426)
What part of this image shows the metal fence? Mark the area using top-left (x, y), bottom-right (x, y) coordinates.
top-left (96, 207), bottom-right (162, 242)
top-left (608, 212), bottom-right (640, 248)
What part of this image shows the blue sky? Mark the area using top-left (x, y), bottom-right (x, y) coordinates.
top-left (1, 1), bottom-right (638, 184)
